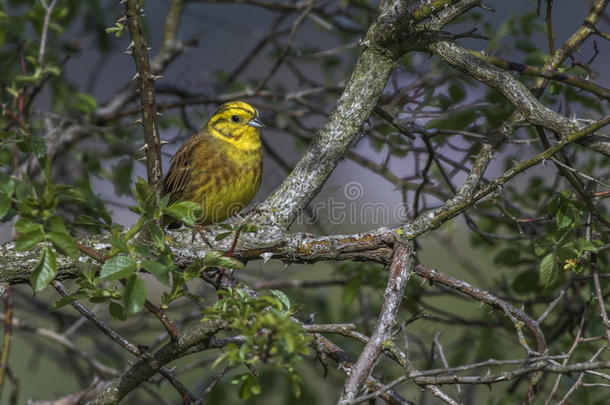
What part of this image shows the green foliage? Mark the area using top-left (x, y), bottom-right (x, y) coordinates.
top-left (203, 288), bottom-right (310, 399)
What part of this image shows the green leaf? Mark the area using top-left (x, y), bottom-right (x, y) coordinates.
top-left (539, 253), bottom-right (558, 287)
top-left (232, 373), bottom-right (260, 400)
top-left (15, 229), bottom-right (45, 251)
top-left (203, 251), bottom-right (244, 270)
top-left (48, 232), bottom-right (79, 258)
top-left (100, 255), bottom-right (137, 280)
top-left (109, 302), bottom-right (126, 321)
top-left (533, 235), bottom-right (556, 256)
top-left (163, 201), bottom-right (201, 227)
top-left (0, 173), bottom-right (15, 196)
top-left (31, 247), bottom-right (57, 292)
top-left (214, 232), bottom-right (233, 241)
top-left (74, 93), bottom-right (98, 113)
top-left (109, 236), bottom-right (129, 252)
top-left (123, 274), bottom-right (147, 317)
top-left (242, 224), bottom-right (258, 233)
top-left (133, 177), bottom-right (156, 216)
top-left (556, 203), bottom-right (575, 229)
top-left (134, 244), bottom-right (155, 258)
top-left (147, 223), bottom-right (166, 248)
top-left (578, 237), bottom-right (600, 253)
top-left (0, 192), bottom-right (10, 218)
top-left (448, 83), bottom-right (466, 103)
top-left (270, 289), bottom-right (291, 310)
top-left (31, 136), bottom-right (47, 159)
top-left (14, 218), bottom-right (39, 233)
top-left (49, 291), bottom-right (88, 310)
top-left (141, 260), bottom-right (170, 285)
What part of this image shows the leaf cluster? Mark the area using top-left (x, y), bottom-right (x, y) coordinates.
top-left (203, 288), bottom-right (310, 399)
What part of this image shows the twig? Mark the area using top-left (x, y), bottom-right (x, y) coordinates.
top-left (0, 286), bottom-right (12, 402)
top-left (557, 345), bottom-right (606, 404)
top-left (195, 365), bottom-right (231, 404)
top-left (433, 333), bottom-right (461, 397)
top-left (38, 0), bottom-right (58, 64)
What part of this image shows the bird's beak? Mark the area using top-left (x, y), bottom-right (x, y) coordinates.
top-left (247, 117), bottom-right (265, 128)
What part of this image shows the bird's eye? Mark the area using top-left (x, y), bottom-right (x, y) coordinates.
top-left (231, 115), bottom-right (240, 123)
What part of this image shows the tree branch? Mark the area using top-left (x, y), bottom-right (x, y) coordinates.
top-left (339, 242), bottom-right (414, 402)
top-left (124, 0), bottom-right (164, 195)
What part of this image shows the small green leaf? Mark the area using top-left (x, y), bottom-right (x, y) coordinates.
top-left (100, 255), bottom-right (137, 280)
top-left (203, 251), bottom-right (244, 270)
top-left (109, 302), bottom-right (126, 320)
top-left (539, 253), bottom-right (558, 287)
top-left (134, 244), bottom-right (154, 258)
top-left (556, 203), bottom-right (575, 229)
top-left (49, 291), bottom-right (88, 310)
top-left (133, 177), bottom-right (155, 212)
top-left (31, 136), bottom-right (47, 159)
top-left (123, 274), bottom-right (147, 317)
top-left (15, 229), bottom-right (45, 251)
top-left (242, 224), bottom-right (258, 233)
top-left (14, 218), bottom-right (39, 233)
top-left (448, 83), bottom-right (466, 103)
top-left (163, 201), bottom-right (202, 227)
top-left (147, 223), bottom-right (166, 248)
top-left (214, 232), bottom-right (233, 241)
top-left (533, 235), bottom-right (556, 256)
top-left (0, 173), bottom-right (15, 196)
top-left (270, 289), bottom-right (291, 310)
top-left (31, 247), bottom-right (57, 292)
top-left (48, 232), bottom-right (80, 258)
top-left (141, 260), bottom-right (170, 285)
top-left (109, 236), bottom-right (129, 252)
top-left (0, 192), bottom-right (10, 218)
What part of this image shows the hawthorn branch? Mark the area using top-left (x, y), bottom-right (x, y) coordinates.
top-left (87, 320), bottom-right (226, 405)
top-left (339, 242), bottom-right (414, 402)
top-left (124, 0), bottom-right (163, 195)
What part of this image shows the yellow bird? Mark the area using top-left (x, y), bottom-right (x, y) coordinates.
top-left (162, 101), bottom-right (264, 226)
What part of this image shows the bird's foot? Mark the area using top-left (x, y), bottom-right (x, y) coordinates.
top-left (191, 224), bottom-right (213, 248)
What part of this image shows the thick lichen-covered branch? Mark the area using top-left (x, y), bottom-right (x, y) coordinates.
top-left (87, 320), bottom-right (226, 405)
top-left (257, 0), bottom-right (416, 228)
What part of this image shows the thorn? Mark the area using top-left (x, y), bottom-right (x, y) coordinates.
top-left (124, 49), bottom-right (133, 56)
top-left (127, 41), bottom-right (135, 50)
top-left (132, 72), bottom-right (140, 81)
top-left (137, 156), bottom-right (147, 162)
top-left (150, 75), bottom-right (163, 81)
top-left (139, 144), bottom-right (149, 151)
top-left (147, 47), bottom-right (152, 51)
top-left (117, 15), bottom-right (127, 23)
top-left (134, 118), bottom-right (142, 124)
top-left (156, 111), bottom-right (163, 117)
top-left (160, 140), bottom-right (170, 145)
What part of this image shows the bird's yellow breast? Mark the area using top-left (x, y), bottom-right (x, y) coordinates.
top-left (190, 139), bottom-right (262, 224)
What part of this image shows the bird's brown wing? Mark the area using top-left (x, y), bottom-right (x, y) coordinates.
top-left (163, 133), bottom-right (204, 206)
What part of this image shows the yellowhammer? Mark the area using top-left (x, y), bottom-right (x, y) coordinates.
top-left (163, 101), bottom-right (264, 226)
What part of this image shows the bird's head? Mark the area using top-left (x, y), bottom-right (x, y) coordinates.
top-left (207, 101), bottom-right (264, 151)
